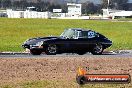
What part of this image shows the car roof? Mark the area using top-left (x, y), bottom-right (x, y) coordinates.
top-left (67, 28), bottom-right (92, 32)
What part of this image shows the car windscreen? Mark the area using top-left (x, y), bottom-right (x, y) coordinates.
top-left (60, 29), bottom-right (75, 39)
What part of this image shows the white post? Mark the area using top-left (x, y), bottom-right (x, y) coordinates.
top-left (108, 0), bottom-right (109, 6)
top-left (107, 0), bottom-right (110, 16)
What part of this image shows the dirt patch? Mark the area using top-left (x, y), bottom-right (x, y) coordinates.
top-left (0, 56), bottom-right (132, 84)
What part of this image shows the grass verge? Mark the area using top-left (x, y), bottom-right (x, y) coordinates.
top-left (0, 18), bottom-right (132, 51)
top-left (0, 80), bottom-right (132, 88)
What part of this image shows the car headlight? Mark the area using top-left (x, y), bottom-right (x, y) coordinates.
top-left (35, 41), bottom-right (43, 46)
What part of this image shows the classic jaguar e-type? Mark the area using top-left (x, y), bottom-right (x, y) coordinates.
top-left (22, 28), bottom-right (112, 55)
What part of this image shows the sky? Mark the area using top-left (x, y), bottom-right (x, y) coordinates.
top-left (128, 0), bottom-right (132, 3)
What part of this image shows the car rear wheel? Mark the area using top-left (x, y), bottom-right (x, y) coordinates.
top-left (91, 44), bottom-right (103, 55)
top-left (45, 44), bottom-right (57, 55)
top-left (30, 49), bottom-right (42, 55)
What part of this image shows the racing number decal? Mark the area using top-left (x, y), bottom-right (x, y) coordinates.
top-left (88, 31), bottom-right (95, 38)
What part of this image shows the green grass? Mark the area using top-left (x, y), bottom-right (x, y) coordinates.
top-left (0, 18), bottom-right (132, 51)
top-left (117, 18), bottom-right (132, 21)
top-left (0, 80), bottom-right (132, 88)
top-left (0, 80), bottom-right (49, 88)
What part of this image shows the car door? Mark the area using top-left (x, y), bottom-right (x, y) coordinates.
top-left (56, 30), bottom-right (78, 52)
top-left (75, 31), bottom-right (97, 51)
top-left (60, 30), bottom-right (83, 52)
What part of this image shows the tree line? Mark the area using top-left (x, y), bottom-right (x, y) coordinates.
top-left (0, 0), bottom-right (130, 14)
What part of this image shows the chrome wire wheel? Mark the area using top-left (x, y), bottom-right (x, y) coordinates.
top-left (46, 44), bottom-right (57, 55)
top-left (92, 44), bottom-right (103, 55)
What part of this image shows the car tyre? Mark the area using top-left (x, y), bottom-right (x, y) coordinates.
top-left (45, 44), bottom-right (57, 55)
top-left (91, 43), bottom-right (103, 55)
top-left (30, 49), bottom-right (42, 55)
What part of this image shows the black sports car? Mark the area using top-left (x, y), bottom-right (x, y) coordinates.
top-left (22, 28), bottom-right (112, 55)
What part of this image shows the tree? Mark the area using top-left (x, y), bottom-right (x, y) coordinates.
top-left (20, 0), bottom-right (28, 10)
top-left (112, 0), bottom-right (128, 10)
top-left (12, 1), bottom-right (21, 9)
top-left (61, 4), bottom-right (67, 13)
top-left (0, 0), bottom-right (11, 9)
top-left (101, 0), bottom-right (128, 10)
top-left (101, 0), bottom-right (108, 9)
top-left (82, 1), bottom-right (100, 15)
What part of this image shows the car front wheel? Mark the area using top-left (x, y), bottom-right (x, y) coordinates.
top-left (45, 44), bottom-right (57, 55)
top-left (91, 44), bottom-right (103, 55)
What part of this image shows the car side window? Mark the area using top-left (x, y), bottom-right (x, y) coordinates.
top-left (74, 30), bottom-right (97, 39)
top-left (82, 31), bottom-right (88, 38)
top-left (80, 31), bottom-right (97, 39)
top-left (73, 31), bottom-right (82, 39)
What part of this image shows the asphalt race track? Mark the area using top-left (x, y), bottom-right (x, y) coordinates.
top-left (0, 52), bottom-right (132, 58)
